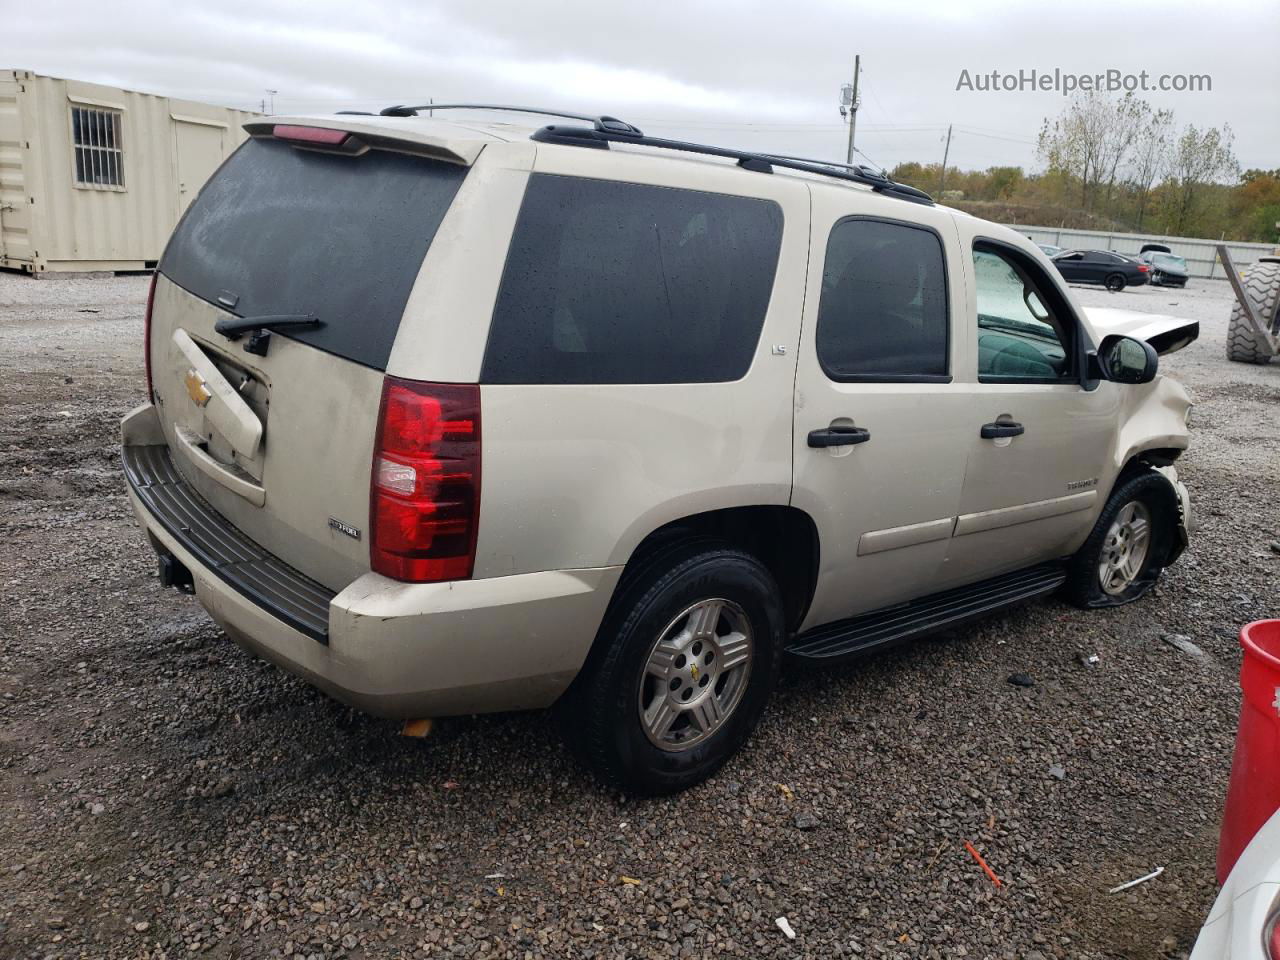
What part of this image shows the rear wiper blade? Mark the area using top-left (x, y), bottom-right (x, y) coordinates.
top-left (214, 315), bottom-right (322, 340)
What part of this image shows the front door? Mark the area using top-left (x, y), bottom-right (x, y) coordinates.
top-left (791, 195), bottom-right (972, 631)
top-left (940, 230), bottom-right (1116, 588)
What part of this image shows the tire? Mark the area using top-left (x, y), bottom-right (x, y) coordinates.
top-left (561, 543), bottom-right (784, 795)
top-left (1226, 260), bottom-right (1280, 365)
top-left (1063, 471), bottom-right (1179, 609)
top-left (1105, 273), bottom-right (1126, 293)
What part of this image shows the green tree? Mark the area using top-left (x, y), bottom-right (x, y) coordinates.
top-left (1037, 92), bottom-right (1151, 211)
top-left (1159, 123), bottom-right (1239, 234)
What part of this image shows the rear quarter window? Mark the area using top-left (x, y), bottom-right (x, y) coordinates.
top-left (481, 175), bottom-right (784, 385)
top-left (160, 136), bottom-right (467, 370)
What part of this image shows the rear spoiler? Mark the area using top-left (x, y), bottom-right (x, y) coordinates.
top-left (243, 118), bottom-right (482, 166)
top-left (1082, 307), bottom-right (1200, 356)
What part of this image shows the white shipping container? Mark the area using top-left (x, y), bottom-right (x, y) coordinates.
top-left (0, 69), bottom-right (258, 275)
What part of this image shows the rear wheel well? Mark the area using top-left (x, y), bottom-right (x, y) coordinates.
top-left (616, 506), bottom-right (819, 636)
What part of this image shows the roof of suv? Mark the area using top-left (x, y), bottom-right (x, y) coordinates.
top-left (250, 109), bottom-right (937, 206)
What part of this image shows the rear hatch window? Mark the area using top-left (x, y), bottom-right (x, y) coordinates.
top-left (160, 135), bottom-right (467, 370)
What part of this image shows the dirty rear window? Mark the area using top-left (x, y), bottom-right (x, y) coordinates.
top-left (160, 136), bottom-right (467, 370)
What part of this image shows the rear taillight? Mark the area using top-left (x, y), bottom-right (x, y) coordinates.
top-left (143, 271), bottom-right (158, 398)
top-left (370, 378), bottom-right (481, 583)
top-left (1138, 264), bottom-right (1150, 272)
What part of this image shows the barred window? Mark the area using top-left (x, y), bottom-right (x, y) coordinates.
top-left (71, 107), bottom-right (124, 188)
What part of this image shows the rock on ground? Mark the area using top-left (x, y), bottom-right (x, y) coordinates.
top-left (0, 273), bottom-right (1276, 958)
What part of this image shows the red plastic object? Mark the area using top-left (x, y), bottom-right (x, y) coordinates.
top-left (1217, 619), bottom-right (1280, 884)
top-left (143, 271), bottom-right (158, 398)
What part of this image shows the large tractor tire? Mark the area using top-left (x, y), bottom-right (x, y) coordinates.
top-left (1226, 260), bottom-right (1280, 364)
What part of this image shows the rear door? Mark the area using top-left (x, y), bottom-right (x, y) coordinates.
top-left (791, 190), bottom-right (973, 630)
top-left (149, 129), bottom-right (469, 590)
top-left (1052, 251), bottom-right (1086, 282)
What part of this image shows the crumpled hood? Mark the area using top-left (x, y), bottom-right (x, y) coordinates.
top-left (1083, 306), bottom-right (1200, 356)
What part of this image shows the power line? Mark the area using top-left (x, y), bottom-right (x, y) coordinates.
top-left (951, 127), bottom-right (1037, 146)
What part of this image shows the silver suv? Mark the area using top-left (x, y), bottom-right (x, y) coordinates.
top-left (122, 106), bottom-right (1196, 793)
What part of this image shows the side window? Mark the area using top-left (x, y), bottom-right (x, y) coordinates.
top-left (71, 106), bottom-right (124, 188)
top-left (815, 218), bottom-right (949, 381)
top-left (482, 175), bottom-right (784, 385)
top-left (973, 245), bottom-right (1074, 382)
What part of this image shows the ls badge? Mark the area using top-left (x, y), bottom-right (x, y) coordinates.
top-left (328, 517), bottom-right (361, 541)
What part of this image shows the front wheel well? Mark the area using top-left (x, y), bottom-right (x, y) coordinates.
top-left (615, 506), bottom-right (820, 635)
top-left (1118, 448), bottom-right (1182, 480)
top-left (1110, 451), bottom-right (1185, 564)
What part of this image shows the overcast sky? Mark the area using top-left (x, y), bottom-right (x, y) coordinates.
top-left (7, 0), bottom-right (1278, 174)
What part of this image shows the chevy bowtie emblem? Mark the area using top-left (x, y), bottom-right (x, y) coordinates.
top-left (184, 369), bottom-right (211, 407)
top-left (690, 663), bottom-right (700, 681)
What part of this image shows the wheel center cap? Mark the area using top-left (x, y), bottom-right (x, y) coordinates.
top-left (690, 662), bottom-right (700, 682)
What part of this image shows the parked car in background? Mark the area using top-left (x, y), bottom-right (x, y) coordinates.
top-left (122, 106), bottom-right (1197, 794)
top-left (1139, 250), bottom-right (1190, 287)
top-left (1036, 242), bottom-right (1063, 258)
top-left (1052, 249), bottom-right (1151, 292)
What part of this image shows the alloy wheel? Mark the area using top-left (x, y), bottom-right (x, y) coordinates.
top-left (637, 599), bottom-right (753, 751)
top-left (1098, 501), bottom-right (1151, 595)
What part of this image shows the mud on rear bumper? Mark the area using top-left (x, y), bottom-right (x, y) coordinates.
top-left (123, 441), bottom-right (334, 642)
top-left (121, 403), bottom-right (623, 718)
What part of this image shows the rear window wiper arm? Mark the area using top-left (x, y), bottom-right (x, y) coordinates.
top-left (214, 315), bottom-right (322, 340)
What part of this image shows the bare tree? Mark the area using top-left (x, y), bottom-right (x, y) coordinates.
top-left (1164, 123), bottom-right (1239, 234)
top-left (1038, 92), bottom-right (1154, 212)
top-left (1128, 108), bottom-right (1175, 230)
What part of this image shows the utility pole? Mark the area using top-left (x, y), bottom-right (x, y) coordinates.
top-left (938, 124), bottom-right (953, 193)
top-left (265, 89), bottom-right (277, 114)
top-left (844, 55), bottom-right (860, 166)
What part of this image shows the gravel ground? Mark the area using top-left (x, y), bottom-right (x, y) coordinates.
top-left (0, 271), bottom-right (1277, 960)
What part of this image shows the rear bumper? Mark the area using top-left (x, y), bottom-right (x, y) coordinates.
top-left (121, 403), bottom-right (622, 718)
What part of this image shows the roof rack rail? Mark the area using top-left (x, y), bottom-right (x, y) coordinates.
top-left (369, 102), bottom-right (931, 204)
top-left (376, 102), bottom-right (643, 136)
top-left (529, 124), bottom-right (934, 205)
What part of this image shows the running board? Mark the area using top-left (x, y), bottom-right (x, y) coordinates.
top-left (788, 563), bottom-right (1067, 661)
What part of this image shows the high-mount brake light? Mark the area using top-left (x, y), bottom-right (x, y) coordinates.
top-left (370, 378), bottom-right (481, 583)
top-left (272, 124), bottom-right (351, 146)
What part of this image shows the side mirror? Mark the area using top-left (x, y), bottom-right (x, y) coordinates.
top-left (1098, 334), bottom-right (1158, 384)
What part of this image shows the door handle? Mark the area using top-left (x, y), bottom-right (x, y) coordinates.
top-left (980, 421), bottom-right (1025, 439)
top-left (808, 424), bottom-right (871, 448)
